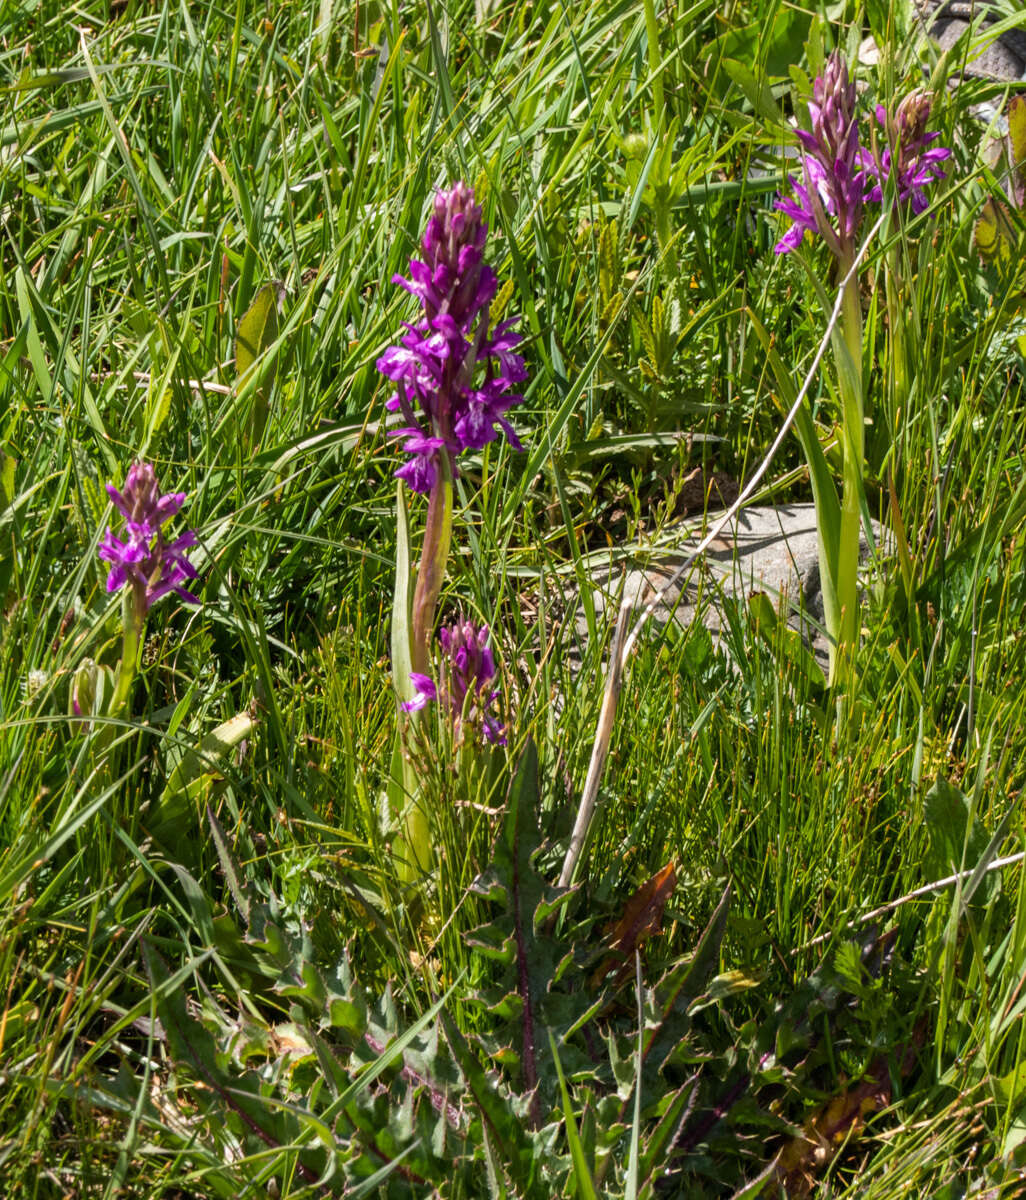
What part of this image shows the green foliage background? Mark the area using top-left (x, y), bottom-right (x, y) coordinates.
top-left (2, 0), bottom-right (1026, 1195)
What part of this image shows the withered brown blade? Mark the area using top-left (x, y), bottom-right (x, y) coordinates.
top-left (590, 861), bottom-right (678, 988)
top-left (775, 1067), bottom-right (890, 1197)
top-left (774, 1024), bottom-right (926, 1199)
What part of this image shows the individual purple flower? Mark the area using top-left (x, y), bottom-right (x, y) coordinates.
top-left (377, 183), bottom-right (527, 493)
top-left (401, 617), bottom-right (505, 745)
top-left (401, 672), bottom-right (437, 714)
top-left (98, 462), bottom-right (199, 612)
top-left (392, 429), bottom-right (447, 493)
top-left (774, 52), bottom-right (865, 258)
top-left (774, 170), bottom-right (826, 254)
top-left (859, 91), bottom-right (951, 215)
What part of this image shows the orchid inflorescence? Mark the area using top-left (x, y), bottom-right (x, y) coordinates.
top-left (860, 91), bottom-right (952, 216)
top-left (774, 53), bottom-right (950, 257)
top-left (99, 461), bottom-right (199, 613)
top-left (379, 183), bottom-right (518, 769)
top-left (379, 183), bottom-right (521, 876)
top-left (377, 183), bottom-right (528, 493)
top-left (403, 617), bottom-right (506, 747)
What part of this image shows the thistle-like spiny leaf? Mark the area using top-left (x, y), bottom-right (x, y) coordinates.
top-left (465, 740), bottom-right (582, 1124)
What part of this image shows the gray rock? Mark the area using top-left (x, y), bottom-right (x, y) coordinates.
top-left (577, 504), bottom-right (888, 668)
top-left (913, 1), bottom-right (1026, 84)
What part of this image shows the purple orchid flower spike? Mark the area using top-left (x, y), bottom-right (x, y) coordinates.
top-left (774, 51), bottom-right (866, 260)
top-left (402, 617), bottom-right (506, 745)
top-left (377, 183), bottom-right (527, 493)
top-left (860, 90), bottom-right (951, 215)
top-left (99, 461), bottom-right (199, 613)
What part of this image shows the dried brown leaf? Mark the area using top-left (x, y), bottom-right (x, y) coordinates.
top-left (590, 861), bottom-right (677, 988)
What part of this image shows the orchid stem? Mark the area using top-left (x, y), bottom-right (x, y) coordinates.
top-left (830, 266), bottom-right (865, 688)
top-left (399, 453), bottom-right (455, 882)
top-left (411, 454), bottom-right (454, 677)
top-left (110, 588), bottom-right (145, 718)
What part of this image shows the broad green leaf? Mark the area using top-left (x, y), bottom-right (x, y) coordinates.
top-left (206, 804), bottom-right (250, 922)
top-left (235, 281), bottom-right (284, 448)
top-left (319, 978), bottom-right (461, 1122)
top-left (152, 714), bottom-right (255, 844)
top-left (923, 777), bottom-right (997, 907)
top-left (390, 481), bottom-right (414, 707)
top-left (747, 592), bottom-right (827, 693)
top-left (1, 61), bottom-right (169, 93)
top-left (690, 968), bottom-right (763, 1011)
top-left (721, 59), bottom-right (782, 125)
top-left (386, 481), bottom-right (416, 845)
top-left (441, 1009), bottom-right (534, 1192)
top-left (235, 282), bottom-right (282, 380)
top-left (975, 198), bottom-right (1014, 265)
top-left (638, 1083), bottom-right (698, 1192)
top-left (720, 6), bottom-right (811, 81)
top-left (464, 739), bottom-right (578, 1119)
top-left (746, 308), bottom-right (840, 643)
top-left (0, 451), bottom-right (15, 514)
top-left (141, 940), bottom-right (333, 1184)
top-left (1009, 94), bottom-right (1026, 207)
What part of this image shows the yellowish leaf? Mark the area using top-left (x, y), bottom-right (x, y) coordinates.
top-left (975, 198), bottom-right (1015, 265)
